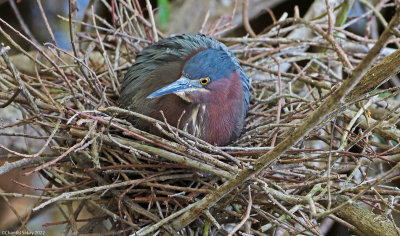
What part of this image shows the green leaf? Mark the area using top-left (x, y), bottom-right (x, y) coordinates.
top-left (157, 0), bottom-right (170, 28)
top-left (335, 0), bottom-right (356, 27)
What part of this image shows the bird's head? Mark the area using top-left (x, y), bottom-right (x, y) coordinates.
top-left (146, 48), bottom-right (241, 103)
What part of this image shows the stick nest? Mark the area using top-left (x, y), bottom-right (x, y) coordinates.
top-left (1, 1), bottom-right (400, 235)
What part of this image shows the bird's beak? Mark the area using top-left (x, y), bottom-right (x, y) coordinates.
top-left (147, 76), bottom-right (196, 99)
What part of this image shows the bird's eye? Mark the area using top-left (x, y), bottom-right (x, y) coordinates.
top-left (200, 78), bottom-right (210, 85)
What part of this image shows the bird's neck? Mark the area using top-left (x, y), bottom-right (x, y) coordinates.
top-left (187, 70), bottom-right (245, 145)
top-left (154, 71), bottom-right (245, 146)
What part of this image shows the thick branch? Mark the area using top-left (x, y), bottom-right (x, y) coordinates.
top-left (346, 48), bottom-right (400, 102)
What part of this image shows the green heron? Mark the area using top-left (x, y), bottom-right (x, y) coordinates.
top-left (120, 34), bottom-right (250, 145)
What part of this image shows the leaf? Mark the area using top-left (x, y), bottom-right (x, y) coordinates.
top-left (157, 0), bottom-right (170, 28)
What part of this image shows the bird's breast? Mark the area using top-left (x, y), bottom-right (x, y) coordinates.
top-left (182, 104), bottom-right (206, 138)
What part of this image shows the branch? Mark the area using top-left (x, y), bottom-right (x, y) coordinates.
top-left (345, 48), bottom-right (400, 102)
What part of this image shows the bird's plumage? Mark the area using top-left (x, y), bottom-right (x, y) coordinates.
top-left (120, 34), bottom-right (250, 145)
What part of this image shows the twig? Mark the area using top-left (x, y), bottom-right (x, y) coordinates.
top-left (145, 0), bottom-right (158, 42)
top-left (36, 0), bottom-right (57, 47)
top-left (0, 88), bottom-right (20, 108)
top-left (227, 186), bottom-right (252, 235)
top-left (242, 0), bottom-right (257, 37)
top-left (8, 0), bottom-right (40, 45)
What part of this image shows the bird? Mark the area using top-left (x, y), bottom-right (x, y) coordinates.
top-left (119, 34), bottom-right (250, 146)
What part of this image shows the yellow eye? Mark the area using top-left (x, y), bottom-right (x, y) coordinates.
top-left (200, 78), bottom-right (210, 85)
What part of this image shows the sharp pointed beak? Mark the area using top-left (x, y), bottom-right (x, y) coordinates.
top-left (147, 76), bottom-right (196, 99)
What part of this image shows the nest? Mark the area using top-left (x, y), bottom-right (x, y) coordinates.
top-left (1, 1), bottom-right (400, 235)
